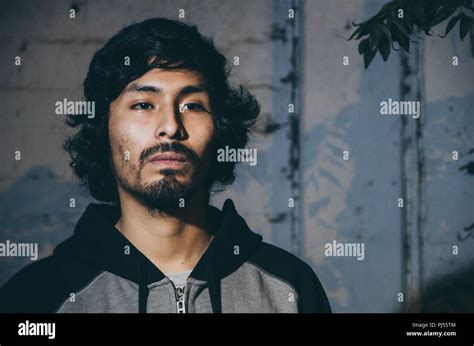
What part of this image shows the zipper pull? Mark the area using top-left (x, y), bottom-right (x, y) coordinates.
top-left (175, 286), bottom-right (186, 313)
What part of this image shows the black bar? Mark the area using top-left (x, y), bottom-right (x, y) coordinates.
top-left (0, 313), bottom-right (472, 345)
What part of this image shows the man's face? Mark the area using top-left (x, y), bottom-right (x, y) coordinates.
top-left (108, 68), bottom-right (215, 213)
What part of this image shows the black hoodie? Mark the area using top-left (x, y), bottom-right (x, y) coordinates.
top-left (0, 199), bottom-right (331, 313)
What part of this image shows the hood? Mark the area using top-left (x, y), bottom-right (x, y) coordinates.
top-left (52, 199), bottom-right (263, 313)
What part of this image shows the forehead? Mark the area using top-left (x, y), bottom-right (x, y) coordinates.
top-left (124, 68), bottom-right (207, 93)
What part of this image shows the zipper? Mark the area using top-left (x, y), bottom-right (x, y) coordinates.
top-left (175, 286), bottom-right (186, 313)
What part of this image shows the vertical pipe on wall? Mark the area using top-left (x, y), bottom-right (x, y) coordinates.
top-left (270, 0), bottom-right (303, 256)
top-left (399, 31), bottom-right (425, 312)
top-left (289, 0), bottom-right (304, 256)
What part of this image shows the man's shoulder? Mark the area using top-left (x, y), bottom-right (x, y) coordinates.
top-left (247, 241), bottom-right (332, 313)
top-left (0, 255), bottom-right (64, 312)
top-left (249, 241), bottom-right (316, 277)
top-left (0, 248), bottom-right (100, 313)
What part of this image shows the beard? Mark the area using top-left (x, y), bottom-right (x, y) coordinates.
top-left (114, 142), bottom-right (204, 216)
top-left (121, 172), bottom-right (196, 216)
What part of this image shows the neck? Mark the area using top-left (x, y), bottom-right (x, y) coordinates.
top-left (115, 188), bottom-right (214, 274)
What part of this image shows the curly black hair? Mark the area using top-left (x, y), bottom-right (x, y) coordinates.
top-left (64, 18), bottom-right (260, 203)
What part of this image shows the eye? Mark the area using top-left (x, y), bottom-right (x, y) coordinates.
top-left (179, 103), bottom-right (206, 113)
top-left (131, 102), bottom-right (154, 111)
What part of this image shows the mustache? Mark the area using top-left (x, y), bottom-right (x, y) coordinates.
top-left (139, 141), bottom-right (199, 166)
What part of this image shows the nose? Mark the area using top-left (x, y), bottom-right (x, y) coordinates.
top-left (154, 102), bottom-right (184, 140)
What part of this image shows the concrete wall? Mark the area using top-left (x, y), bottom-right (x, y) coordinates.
top-left (0, 0), bottom-right (473, 312)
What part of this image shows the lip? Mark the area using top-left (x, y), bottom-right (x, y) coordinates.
top-left (147, 152), bottom-right (187, 168)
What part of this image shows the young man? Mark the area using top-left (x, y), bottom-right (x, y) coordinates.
top-left (0, 18), bottom-right (331, 313)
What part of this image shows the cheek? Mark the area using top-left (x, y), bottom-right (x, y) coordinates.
top-left (108, 107), bottom-right (125, 152)
top-left (190, 117), bottom-right (216, 156)
top-left (109, 111), bottom-right (150, 153)
top-left (108, 119), bottom-right (143, 170)
top-left (109, 131), bottom-right (133, 174)
top-left (109, 118), bottom-right (128, 161)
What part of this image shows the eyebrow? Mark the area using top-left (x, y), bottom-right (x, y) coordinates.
top-left (123, 83), bottom-right (208, 97)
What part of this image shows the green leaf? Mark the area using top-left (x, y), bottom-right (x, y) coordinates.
top-left (369, 23), bottom-right (383, 47)
top-left (358, 38), bottom-right (369, 54)
top-left (378, 36), bottom-right (391, 61)
top-left (364, 48), bottom-right (377, 69)
top-left (410, 1), bottom-right (427, 31)
top-left (390, 23), bottom-right (410, 52)
top-left (405, 17), bottom-right (415, 34)
top-left (399, 34), bottom-right (410, 52)
top-left (379, 2), bottom-right (394, 17)
top-left (381, 23), bottom-right (392, 42)
top-left (348, 24), bottom-right (370, 41)
top-left (441, 12), bottom-right (464, 38)
top-left (460, 17), bottom-right (470, 40)
top-left (348, 26), bottom-right (363, 40)
top-left (390, 20), bottom-right (410, 37)
top-left (352, 19), bottom-right (366, 27)
top-left (431, 4), bottom-right (459, 26)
